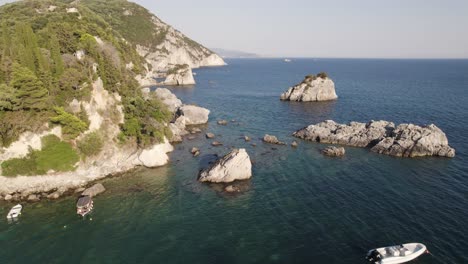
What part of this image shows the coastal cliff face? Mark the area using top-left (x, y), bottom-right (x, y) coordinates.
top-left (0, 0), bottom-right (218, 198)
top-left (293, 120), bottom-right (455, 158)
top-left (83, 0), bottom-right (226, 86)
top-left (280, 74), bottom-right (338, 102)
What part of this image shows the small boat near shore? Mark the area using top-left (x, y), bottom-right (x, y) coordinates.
top-left (7, 204), bottom-right (22, 220)
top-left (76, 196), bottom-right (93, 217)
top-left (366, 243), bottom-right (428, 264)
top-left (284, 58), bottom-right (292, 62)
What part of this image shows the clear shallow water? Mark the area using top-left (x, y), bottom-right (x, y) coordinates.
top-left (1, 59), bottom-right (468, 263)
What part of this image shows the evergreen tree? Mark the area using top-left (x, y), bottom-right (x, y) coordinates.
top-left (11, 63), bottom-right (49, 111)
top-left (0, 84), bottom-right (16, 111)
top-left (14, 23), bottom-right (37, 72)
top-left (49, 32), bottom-right (64, 77)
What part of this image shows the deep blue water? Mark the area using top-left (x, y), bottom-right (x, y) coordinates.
top-left (1, 59), bottom-right (467, 263)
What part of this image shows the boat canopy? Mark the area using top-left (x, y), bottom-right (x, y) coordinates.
top-left (76, 196), bottom-right (92, 208)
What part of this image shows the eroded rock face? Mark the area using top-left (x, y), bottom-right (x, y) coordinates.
top-left (322, 146), bottom-right (346, 157)
top-left (177, 105), bottom-right (210, 125)
top-left (294, 120), bottom-right (455, 158)
top-left (280, 75), bottom-right (337, 102)
top-left (198, 149), bottom-right (252, 183)
top-left (163, 65), bottom-right (196, 86)
top-left (371, 124), bottom-right (456, 157)
top-left (136, 139), bottom-right (174, 168)
top-left (153, 88), bottom-right (182, 112)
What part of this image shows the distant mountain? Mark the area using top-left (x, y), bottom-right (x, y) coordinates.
top-left (211, 48), bottom-right (259, 58)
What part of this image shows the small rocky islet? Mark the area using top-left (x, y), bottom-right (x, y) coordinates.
top-left (280, 72), bottom-right (338, 102)
top-left (293, 120), bottom-right (455, 158)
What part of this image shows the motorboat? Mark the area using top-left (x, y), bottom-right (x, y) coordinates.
top-left (76, 196), bottom-right (94, 217)
top-left (7, 204), bottom-right (22, 220)
top-left (366, 243), bottom-right (428, 264)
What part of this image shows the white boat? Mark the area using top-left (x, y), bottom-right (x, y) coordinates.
top-left (284, 59), bottom-right (292, 62)
top-left (366, 243), bottom-right (428, 264)
top-left (76, 196), bottom-right (94, 217)
top-left (7, 204), bottom-right (22, 220)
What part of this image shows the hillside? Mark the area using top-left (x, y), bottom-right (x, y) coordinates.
top-left (0, 0), bottom-right (223, 181)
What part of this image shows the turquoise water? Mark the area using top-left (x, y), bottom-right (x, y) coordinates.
top-left (1, 59), bottom-right (468, 263)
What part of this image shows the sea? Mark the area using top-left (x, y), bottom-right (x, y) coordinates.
top-left (1, 59), bottom-right (467, 263)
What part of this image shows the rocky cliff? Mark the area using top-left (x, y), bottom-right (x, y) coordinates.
top-left (280, 73), bottom-right (338, 102)
top-left (293, 120), bottom-right (455, 158)
top-left (81, 0), bottom-right (226, 86)
top-left (0, 0), bottom-right (218, 198)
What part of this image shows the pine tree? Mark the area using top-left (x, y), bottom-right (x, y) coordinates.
top-left (49, 32), bottom-right (64, 77)
top-left (11, 63), bottom-right (49, 111)
top-left (14, 23), bottom-right (37, 72)
top-left (0, 84), bottom-right (16, 111)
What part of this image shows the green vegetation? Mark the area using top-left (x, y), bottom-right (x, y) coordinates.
top-left (167, 64), bottom-right (189, 75)
top-left (0, 0), bottom-right (172, 150)
top-left (1, 135), bottom-right (79, 176)
top-left (50, 107), bottom-right (88, 139)
top-left (77, 131), bottom-right (103, 157)
top-left (120, 96), bottom-right (172, 146)
top-left (317, 72), bottom-right (328, 79)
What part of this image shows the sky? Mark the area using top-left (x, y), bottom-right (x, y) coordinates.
top-left (1, 0), bottom-right (468, 58)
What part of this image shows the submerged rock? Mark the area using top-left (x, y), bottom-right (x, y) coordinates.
top-left (263, 134), bottom-right (285, 145)
top-left (217, 120), bottom-right (228, 125)
top-left (225, 185), bottom-right (240, 193)
top-left (294, 120), bottom-right (455, 158)
top-left (291, 141), bottom-right (298, 148)
top-left (212, 141), bottom-right (223, 147)
top-left (82, 183), bottom-right (106, 197)
top-left (322, 146), bottom-right (345, 157)
top-left (280, 73), bottom-right (337, 102)
top-left (206, 132), bottom-right (215, 139)
top-left (198, 149), bottom-right (252, 183)
top-left (244, 136), bottom-right (251, 142)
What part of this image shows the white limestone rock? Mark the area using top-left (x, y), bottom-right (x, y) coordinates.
top-left (281, 74), bottom-right (337, 102)
top-left (294, 120), bottom-right (455, 158)
top-left (135, 139), bottom-right (174, 168)
top-left (153, 88), bottom-right (182, 112)
top-left (198, 149), bottom-right (252, 183)
top-left (177, 105), bottom-right (210, 125)
top-left (163, 65), bottom-right (196, 86)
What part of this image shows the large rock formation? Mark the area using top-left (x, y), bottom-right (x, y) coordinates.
top-left (294, 120), bottom-right (455, 158)
top-left (280, 73), bottom-right (337, 102)
top-left (177, 105), bottom-right (210, 125)
top-left (153, 88), bottom-right (182, 112)
top-left (198, 149), bottom-right (252, 183)
top-left (163, 64), bottom-right (196, 86)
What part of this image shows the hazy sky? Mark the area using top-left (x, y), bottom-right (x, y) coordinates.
top-left (1, 0), bottom-right (467, 58)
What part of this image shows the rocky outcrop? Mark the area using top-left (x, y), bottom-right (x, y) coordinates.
top-left (293, 120), bottom-right (455, 158)
top-left (263, 134), bottom-right (285, 145)
top-left (177, 105), bottom-right (210, 125)
top-left (198, 149), bottom-right (252, 183)
top-left (280, 74), bottom-right (337, 102)
top-left (135, 139), bottom-right (174, 167)
top-left (82, 183), bottom-right (106, 197)
top-left (322, 146), bottom-right (346, 157)
top-left (153, 88), bottom-right (182, 112)
top-left (163, 64), bottom-right (196, 86)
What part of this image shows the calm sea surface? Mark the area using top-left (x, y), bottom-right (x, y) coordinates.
top-left (1, 59), bottom-right (467, 263)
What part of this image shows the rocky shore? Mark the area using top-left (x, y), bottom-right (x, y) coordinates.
top-left (280, 73), bottom-right (337, 102)
top-left (293, 120), bottom-right (455, 158)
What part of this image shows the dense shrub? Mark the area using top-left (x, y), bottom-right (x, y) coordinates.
top-left (77, 131), bottom-right (104, 157)
top-left (50, 107), bottom-right (88, 139)
top-left (317, 72), bottom-right (328, 79)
